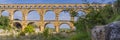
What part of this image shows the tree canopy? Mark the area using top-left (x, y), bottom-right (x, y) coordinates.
top-left (0, 16), bottom-right (10, 29)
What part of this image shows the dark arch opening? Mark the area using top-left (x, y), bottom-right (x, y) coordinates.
top-left (27, 22), bottom-right (38, 28)
top-left (13, 22), bottom-right (22, 29)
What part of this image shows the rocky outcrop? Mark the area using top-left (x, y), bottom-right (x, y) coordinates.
top-left (91, 25), bottom-right (105, 40)
top-left (105, 21), bottom-right (120, 40)
top-left (91, 21), bottom-right (120, 40)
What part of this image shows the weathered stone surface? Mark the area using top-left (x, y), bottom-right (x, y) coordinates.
top-left (91, 25), bottom-right (105, 40)
top-left (105, 21), bottom-right (120, 40)
top-left (91, 21), bottom-right (120, 40)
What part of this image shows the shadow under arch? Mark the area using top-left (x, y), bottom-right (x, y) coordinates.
top-left (27, 22), bottom-right (38, 28)
top-left (28, 10), bottom-right (40, 14)
top-left (13, 22), bottom-right (22, 29)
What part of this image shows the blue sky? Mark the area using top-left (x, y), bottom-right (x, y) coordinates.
top-left (0, 0), bottom-right (116, 29)
top-left (0, 0), bottom-right (115, 4)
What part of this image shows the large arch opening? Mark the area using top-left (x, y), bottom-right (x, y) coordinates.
top-left (45, 23), bottom-right (55, 32)
top-left (13, 10), bottom-right (22, 20)
top-left (59, 10), bottom-right (71, 20)
top-left (13, 22), bottom-right (22, 29)
top-left (59, 24), bottom-right (71, 32)
top-left (1, 10), bottom-right (9, 17)
top-left (27, 10), bottom-right (40, 20)
top-left (74, 11), bottom-right (86, 21)
top-left (44, 10), bottom-right (55, 20)
top-left (77, 11), bottom-right (86, 17)
top-left (27, 10), bottom-right (40, 32)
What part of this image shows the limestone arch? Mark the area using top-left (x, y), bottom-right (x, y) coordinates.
top-left (72, 10), bottom-right (87, 21)
top-left (59, 23), bottom-right (71, 32)
top-left (27, 10), bottom-right (40, 20)
top-left (59, 10), bottom-right (71, 20)
top-left (77, 10), bottom-right (86, 17)
top-left (44, 22), bottom-right (55, 28)
top-left (13, 10), bottom-right (23, 20)
top-left (59, 23), bottom-right (71, 28)
top-left (28, 10), bottom-right (40, 14)
top-left (27, 22), bottom-right (39, 28)
top-left (13, 10), bottom-right (22, 14)
top-left (27, 22), bottom-right (40, 32)
top-left (1, 10), bottom-right (9, 17)
top-left (44, 10), bottom-right (56, 20)
top-left (44, 23), bottom-right (55, 32)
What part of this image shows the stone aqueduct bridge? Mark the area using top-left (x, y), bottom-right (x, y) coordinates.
top-left (0, 4), bottom-right (107, 33)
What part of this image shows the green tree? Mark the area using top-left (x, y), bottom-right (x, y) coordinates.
top-left (74, 4), bottom-right (117, 32)
top-left (114, 0), bottom-right (120, 9)
top-left (111, 0), bottom-right (120, 21)
top-left (67, 9), bottom-right (78, 17)
top-left (43, 28), bottom-right (49, 38)
top-left (70, 32), bottom-right (91, 40)
top-left (0, 16), bottom-right (10, 29)
top-left (73, 1), bottom-right (120, 40)
top-left (66, 8), bottom-right (78, 23)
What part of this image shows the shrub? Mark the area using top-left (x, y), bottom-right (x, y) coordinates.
top-left (43, 28), bottom-right (50, 39)
top-left (24, 25), bottom-right (35, 33)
